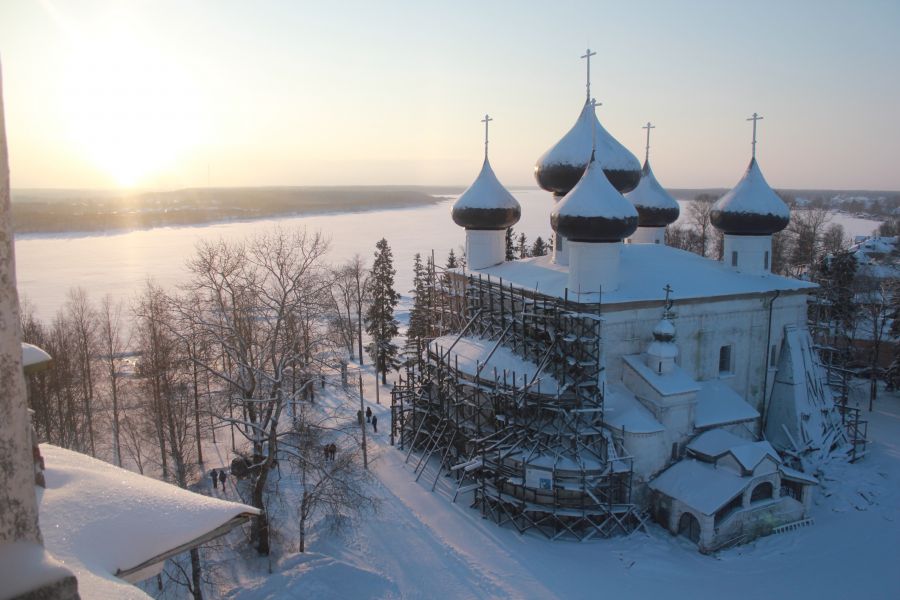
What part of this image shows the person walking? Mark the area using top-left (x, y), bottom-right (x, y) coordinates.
top-left (219, 470), bottom-right (228, 491)
top-left (210, 469), bottom-right (219, 491)
top-left (371, 414), bottom-right (378, 433)
top-left (366, 406), bottom-right (372, 423)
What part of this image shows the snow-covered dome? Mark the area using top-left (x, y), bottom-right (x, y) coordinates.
top-left (711, 158), bottom-right (790, 236)
top-left (535, 99), bottom-right (642, 196)
top-left (626, 161), bottom-right (680, 228)
top-left (551, 152), bottom-right (638, 243)
top-left (652, 318), bottom-right (676, 342)
top-left (452, 157), bottom-right (521, 230)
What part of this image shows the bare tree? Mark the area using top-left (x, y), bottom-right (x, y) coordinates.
top-left (688, 194), bottom-right (716, 257)
top-left (854, 276), bottom-right (896, 410)
top-left (285, 408), bottom-right (377, 553)
top-left (66, 288), bottom-right (98, 456)
top-left (172, 228), bottom-right (331, 556)
top-left (99, 295), bottom-right (127, 466)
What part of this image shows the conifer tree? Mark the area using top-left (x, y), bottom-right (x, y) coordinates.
top-left (516, 232), bottom-right (529, 259)
top-left (446, 248), bottom-right (458, 269)
top-left (505, 227), bottom-right (516, 261)
top-left (531, 236), bottom-right (548, 257)
top-left (365, 238), bottom-right (400, 384)
top-left (407, 253), bottom-right (430, 343)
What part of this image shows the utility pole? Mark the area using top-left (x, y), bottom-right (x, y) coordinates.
top-left (358, 372), bottom-right (368, 469)
top-left (375, 344), bottom-right (381, 405)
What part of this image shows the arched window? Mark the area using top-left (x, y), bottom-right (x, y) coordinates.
top-left (750, 481), bottom-right (774, 502)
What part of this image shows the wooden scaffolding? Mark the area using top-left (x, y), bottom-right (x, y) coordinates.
top-left (392, 269), bottom-right (640, 540)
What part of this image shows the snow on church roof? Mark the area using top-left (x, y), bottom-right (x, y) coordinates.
top-left (451, 157), bottom-right (521, 230)
top-left (603, 383), bottom-right (664, 434)
top-left (472, 243), bottom-right (815, 304)
top-left (711, 158), bottom-right (790, 236)
top-left (626, 161), bottom-right (680, 228)
top-left (694, 380), bottom-right (760, 428)
top-left (649, 459), bottom-right (748, 516)
top-left (534, 99), bottom-right (641, 196)
top-left (429, 335), bottom-right (561, 391)
top-left (37, 445), bottom-right (259, 600)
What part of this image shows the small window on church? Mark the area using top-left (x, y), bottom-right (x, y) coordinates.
top-left (770, 344), bottom-right (778, 367)
top-left (731, 251), bottom-right (738, 267)
top-left (764, 251), bottom-right (770, 270)
top-left (719, 345), bottom-right (733, 375)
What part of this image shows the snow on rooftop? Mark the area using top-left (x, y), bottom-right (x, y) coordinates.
top-left (626, 162), bottom-right (680, 212)
top-left (452, 158), bottom-right (520, 212)
top-left (727, 441), bottom-right (780, 472)
top-left (622, 355), bottom-right (700, 397)
top-left (603, 383), bottom-right (664, 434)
top-left (429, 335), bottom-right (560, 391)
top-left (687, 429), bottom-right (749, 458)
top-left (713, 158), bottom-right (789, 220)
top-left (473, 244), bottom-right (815, 305)
top-left (649, 459), bottom-right (748, 516)
top-left (0, 541), bottom-right (74, 600)
top-left (22, 342), bottom-right (51, 369)
top-left (37, 445), bottom-right (259, 600)
top-left (694, 380), bottom-right (760, 428)
top-left (536, 100), bottom-right (640, 171)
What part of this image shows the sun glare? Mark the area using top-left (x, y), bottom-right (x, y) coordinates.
top-left (62, 25), bottom-right (203, 188)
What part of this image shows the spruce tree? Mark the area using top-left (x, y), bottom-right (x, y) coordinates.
top-left (516, 232), bottom-right (529, 259)
top-left (407, 253), bottom-right (429, 343)
top-left (531, 236), bottom-right (548, 257)
top-left (505, 227), bottom-right (516, 261)
top-left (446, 248), bottom-right (458, 269)
top-left (365, 238), bottom-right (400, 384)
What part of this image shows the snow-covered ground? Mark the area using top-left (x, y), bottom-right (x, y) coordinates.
top-left (205, 366), bottom-right (900, 600)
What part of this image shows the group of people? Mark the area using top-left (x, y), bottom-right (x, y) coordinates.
top-left (323, 443), bottom-right (337, 461)
top-left (209, 468), bottom-right (229, 492)
top-left (358, 406), bottom-right (378, 432)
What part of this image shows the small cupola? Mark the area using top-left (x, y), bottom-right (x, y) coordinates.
top-left (711, 113), bottom-right (789, 274)
top-left (626, 122), bottom-right (680, 244)
top-left (451, 114), bottom-right (521, 270)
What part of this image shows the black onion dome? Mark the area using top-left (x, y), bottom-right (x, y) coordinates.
top-left (711, 158), bottom-right (790, 235)
top-left (551, 153), bottom-right (638, 242)
top-left (452, 157), bottom-right (521, 230)
top-left (626, 160), bottom-right (681, 227)
top-left (535, 99), bottom-right (642, 196)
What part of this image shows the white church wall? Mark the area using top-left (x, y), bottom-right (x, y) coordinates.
top-left (603, 291), bottom-right (809, 414)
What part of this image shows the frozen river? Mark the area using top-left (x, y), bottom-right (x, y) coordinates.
top-left (14, 189), bottom-right (883, 320)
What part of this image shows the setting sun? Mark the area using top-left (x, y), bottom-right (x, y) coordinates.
top-left (61, 23), bottom-right (203, 187)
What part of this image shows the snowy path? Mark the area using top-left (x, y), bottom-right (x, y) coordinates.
top-left (231, 369), bottom-right (900, 599)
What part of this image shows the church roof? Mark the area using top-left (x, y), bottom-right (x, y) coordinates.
top-left (551, 152), bottom-right (638, 243)
top-left (649, 459), bottom-right (748, 515)
top-left (452, 157), bottom-right (521, 230)
top-left (38, 445), bottom-right (258, 599)
top-left (694, 380), bottom-right (760, 428)
top-left (534, 99), bottom-right (641, 196)
top-left (473, 243), bottom-right (816, 305)
top-left (626, 160), bottom-right (680, 228)
top-left (711, 158), bottom-right (790, 236)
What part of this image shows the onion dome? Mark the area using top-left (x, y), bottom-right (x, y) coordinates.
top-left (626, 160), bottom-right (680, 227)
top-left (652, 318), bottom-right (676, 342)
top-left (551, 152), bottom-right (638, 243)
top-left (452, 157), bottom-right (521, 230)
top-left (710, 158), bottom-right (789, 235)
top-left (535, 99), bottom-right (642, 196)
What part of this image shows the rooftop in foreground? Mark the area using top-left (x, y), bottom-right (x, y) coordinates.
top-left (468, 244), bottom-right (815, 305)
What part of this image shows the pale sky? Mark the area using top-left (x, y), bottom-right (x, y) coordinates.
top-left (1, 0), bottom-right (899, 191)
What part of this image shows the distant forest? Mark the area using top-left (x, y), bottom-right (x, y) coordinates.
top-left (11, 186), bottom-right (462, 234)
top-left (11, 185), bottom-right (898, 235)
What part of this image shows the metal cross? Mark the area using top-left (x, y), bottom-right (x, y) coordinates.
top-left (588, 98), bottom-right (601, 156)
top-left (663, 284), bottom-right (675, 317)
top-left (747, 112), bottom-right (763, 159)
top-left (581, 48), bottom-right (597, 100)
top-left (481, 114), bottom-right (493, 159)
top-left (642, 121), bottom-right (655, 163)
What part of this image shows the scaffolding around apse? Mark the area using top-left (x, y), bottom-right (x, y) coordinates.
top-left (392, 267), bottom-right (640, 540)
